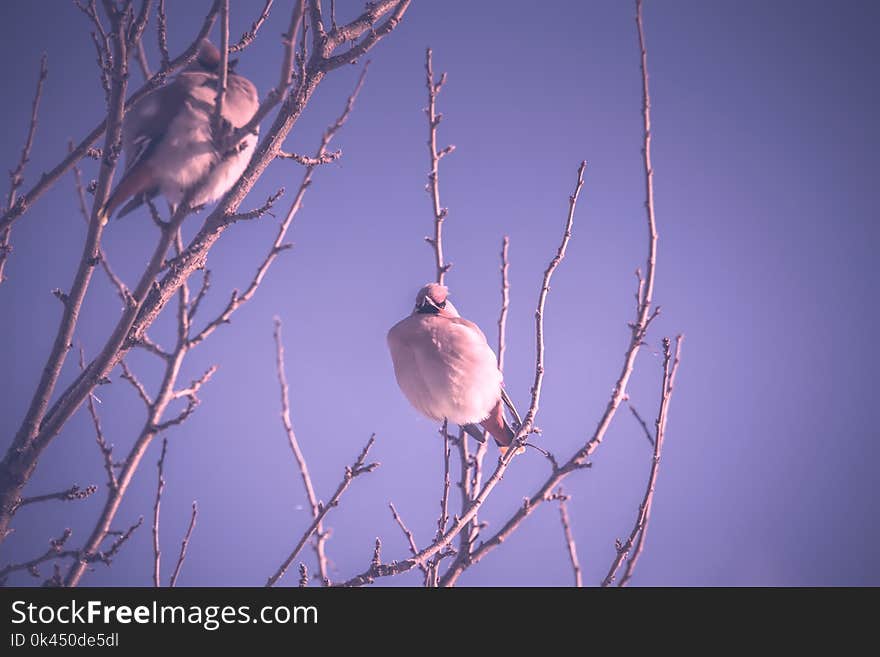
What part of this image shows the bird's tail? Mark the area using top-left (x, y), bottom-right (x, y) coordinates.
top-left (99, 163), bottom-right (157, 225)
top-left (479, 397), bottom-right (518, 450)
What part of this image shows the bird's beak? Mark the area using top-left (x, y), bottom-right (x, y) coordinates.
top-left (416, 296), bottom-right (446, 314)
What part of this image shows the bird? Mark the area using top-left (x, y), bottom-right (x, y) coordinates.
top-left (98, 39), bottom-right (260, 224)
top-left (387, 283), bottom-right (522, 454)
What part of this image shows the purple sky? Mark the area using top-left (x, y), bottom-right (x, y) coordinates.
top-left (1, 0), bottom-right (877, 586)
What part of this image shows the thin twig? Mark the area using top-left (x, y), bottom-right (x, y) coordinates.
top-left (134, 40), bottom-right (152, 81)
top-left (617, 335), bottom-right (683, 586)
top-left (71, 144), bottom-right (129, 303)
top-left (0, 529), bottom-right (74, 583)
top-left (169, 501), bottom-right (197, 586)
top-left (119, 360), bottom-right (153, 407)
top-left (0, 53), bottom-right (48, 283)
top-left (79, 348), bottom-right (118, 490)
top-left (554, 488), bottom-right (583, 587)
top-left (498, 236), bottom-right (510, 371)
top-left (628, 402), bottom-right (655, 447)
top-left (210, 0), bottom-right (230, 146)
top-left (16, 485), bottom-right (97, 510)
top-left (156, 0), bottom-right (170, 70)
top-left (152, 437), bottom-right (167, 587)
top-left (276, 150), bottom-right (341, 166)
top-left (427, 420), bottom-right (452, 587)
top-left (266, 435), bottom-right (379, 587)
top-left (229, 0), bottom-right (274, 53)
top-left (604, 336), bottom-right (683, 586)
top-left (388, 503), bottom-right (426, 574)
top-left (424, 48), bottom-right (453, 285)
top-left (273, 317), bottom-right (329, 584)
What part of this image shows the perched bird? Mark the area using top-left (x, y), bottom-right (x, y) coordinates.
top-left (99, 40), bottom-right (259, 224)
top-left (387, 283), bottom-right (521, 453)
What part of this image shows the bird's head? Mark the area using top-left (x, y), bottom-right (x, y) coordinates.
top-left (414, 283), bottom-right (459, 317)
top-left (189, 39), bottom-right (239, 75)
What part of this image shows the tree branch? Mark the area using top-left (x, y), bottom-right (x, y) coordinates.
top-left (16, 484), bottom-right (97, 511)
top-left (423, 48), bottom-right (452, 285)
top-left (554, 488), bottom-right (583, 587)
top-left (229, 0), bottom-right (274, 53)
top-left (0, 53), bottom-right (48, 283)
top-left (615, 335), bottom-right (683, 587)
top-left (169, 501), bottom-right (197, 586)
top-left (266, 434), bottom-right (379, 587)
top-left (152, 437), bottom-right (167, 587)
top-left (273, 317), bottom-right (329, 584)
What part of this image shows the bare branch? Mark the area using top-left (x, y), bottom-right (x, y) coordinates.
top-left (498, 236), bottom-right (510, 371)
top-left (227, 0), bottom-right (305, 147)
top-left (152, 437), bottom-right (167, 587)
top-left (226, 188), bottom-right (285, 223)
top-left (3, 0), bottom-right (129, 497)
top-left (388, 503), bottom-right (427, 575)
top-left (187, 270), bottom-right (212, 321)
top-left (80, 348), bottom-right (118, 491)
top-left (119, 360), bottom-right (153, 407)
top-left (101, 516), bottom-right (144, 564)
top-left (133, 333), bottom-right (169, 360)
top-left (17, 484), bottom-right (97, 510)
top-left (156, 0), bottom-right (170, 70)
top-left (617, 335), bottom-right (683, 586)
top-left (604, 335), bottom-right (683, 586)
top-left (229, 0), bottom-right (274, 53)
top-left (0, 529), bottom-right (74, 583)
top-left (426, 420), bottom-right (452, 587)
top-left (0, 53), bottom-right (48, 283)
top-left (276, 150), bottom-right (341, 166)
top-left (266, 435), bottom-right (379, 587)
top-left (210, 0), bottom-right (230, 146)
top-left (628, 402), bottom-right (655, 447)
top-left (298, 563), bottom-right (309, 587)
top-left (273, 317), bottom-right (329, 584)
top-left (169, 501), bottom-right (198, 587)
top-left (424, 48), bottom-right (452, 285)
top-left (554, 488), bottom-right (583, 587)
top-left (71, 145), bottom-right (129, 304)
top-left (134, 39), bottom-right (152, 81)
top-left (321, 1), bottom-right (411, 71)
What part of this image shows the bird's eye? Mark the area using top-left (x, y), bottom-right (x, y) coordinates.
top-left (436, 300), bottom-right (446, 309)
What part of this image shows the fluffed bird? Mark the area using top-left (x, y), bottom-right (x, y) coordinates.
top-left (387, 283), bottom-right (522, 453)
top-left (99, 40), bottom-right (259, 224)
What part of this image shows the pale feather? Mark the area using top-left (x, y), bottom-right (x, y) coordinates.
top-left (387, 313), bottom-right (502, 425)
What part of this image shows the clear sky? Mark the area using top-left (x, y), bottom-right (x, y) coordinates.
top-left (1, 0), bottom-right (877, 586)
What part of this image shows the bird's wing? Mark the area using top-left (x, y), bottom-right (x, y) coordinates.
top-left (387, 318), bottom-right (443, 420)
top-left (123, 75), bottom-right (198, 173)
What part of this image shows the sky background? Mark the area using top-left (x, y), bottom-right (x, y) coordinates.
top-left (1, 0), bottom-right (877, 587)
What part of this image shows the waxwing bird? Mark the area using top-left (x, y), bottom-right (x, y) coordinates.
top-left (387, 283), bottom-right (521, 452)
top-left (99, 40), bottom-right (259, 224)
